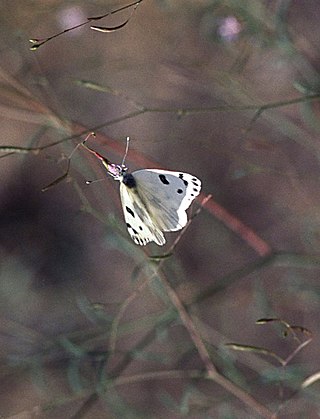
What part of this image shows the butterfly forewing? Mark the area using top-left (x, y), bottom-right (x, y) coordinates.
top-left (131, 169), bottom-right (201, 232)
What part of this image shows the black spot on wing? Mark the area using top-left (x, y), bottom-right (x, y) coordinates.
top-left (177, 188), bottom-right (183, 194)
top-left (179, 173), bottom-right (188, 186)
top-left (133, 235), bottom-right (148, 246)
top-left (126, 222), bottom-right (137, 235)
top-left (159, 174), bottom-right (170, 185)
top-left (126, 224), bottom-right (148, 245)
top-left (126, 206), bottom-right (135, 218)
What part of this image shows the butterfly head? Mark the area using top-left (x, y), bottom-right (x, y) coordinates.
top-left (105, 161), bottom-right (136, 188)
top-left (103, 162), bottom-right (128, 181)
top-left (82, 139), bottom-right (129, 181)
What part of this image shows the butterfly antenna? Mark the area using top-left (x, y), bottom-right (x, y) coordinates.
top-left (82, 132), bottom-right (96, 147)
top-left (81, 133), bottom-right (127, 180)
top-left (121, 136), bottom-right (130, 167)
top-left (42, 132), bottom-right (96, 192)
top-left (81, 133), bottom-right (111, 164)
top-left (85, 178), bottom-right (105, 185)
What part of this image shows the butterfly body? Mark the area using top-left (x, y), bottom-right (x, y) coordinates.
top-left (83, 141), bottom-right (202, 246)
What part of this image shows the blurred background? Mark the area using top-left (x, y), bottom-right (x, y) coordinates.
top-left (1, 0), bottom-right (320, 417)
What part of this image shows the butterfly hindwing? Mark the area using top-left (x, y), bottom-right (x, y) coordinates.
top-left (131, 169), bottom-right (201, 232)
top-left (119, 182), bottom-right (165, 246)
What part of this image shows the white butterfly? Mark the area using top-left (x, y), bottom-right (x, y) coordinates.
top-left (82, 139), bottom-right (202, 246)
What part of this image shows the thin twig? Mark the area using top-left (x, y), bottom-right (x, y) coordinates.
top-left (29, 0), bottom-right (143, 50)
top-left (108, 192), bottom-right (274, 417)
top-left (2, 94), bottom-right (319, 155)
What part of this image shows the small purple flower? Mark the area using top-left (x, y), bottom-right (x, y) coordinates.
top-left (218, 16), bottom-right (242, 42)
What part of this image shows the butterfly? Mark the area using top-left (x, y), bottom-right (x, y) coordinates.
top-left (82, 139), bottom-right (202, 246)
